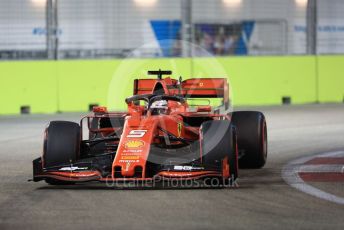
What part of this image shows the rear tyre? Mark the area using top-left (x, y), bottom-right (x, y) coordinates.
top-left (43, 121), bottom-right (81, 168)
top-left (231, 111), bottom-right (267, 169)
top-left (201, 120), bottom-right (238, 186)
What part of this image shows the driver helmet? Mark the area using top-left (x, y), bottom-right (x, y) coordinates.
top-left (150, 100), bottom-right (168, 115)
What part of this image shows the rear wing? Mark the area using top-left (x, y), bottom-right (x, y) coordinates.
top-left (133, 77), bottom-right (230, 110)
top-left (179, 78), bottom-right (228, 98)
top-left (180, 78), bottom-right (230, 111)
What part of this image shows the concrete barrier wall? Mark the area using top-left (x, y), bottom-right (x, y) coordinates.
top-left (0, 56), bottom-right (342, 115)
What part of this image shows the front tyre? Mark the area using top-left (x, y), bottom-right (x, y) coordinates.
top-left (43, 121), bottom-right (81, 168)
top-left (231, 111), bottom-right (267, 169)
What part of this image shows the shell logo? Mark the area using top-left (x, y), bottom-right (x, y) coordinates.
top-left (124, 140), bottom-right (145, 149)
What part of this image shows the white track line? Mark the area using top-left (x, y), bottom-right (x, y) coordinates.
top-left (282, 151), bottom-right (344, 205)
top-left (299, 164), bottom-right (344, 173)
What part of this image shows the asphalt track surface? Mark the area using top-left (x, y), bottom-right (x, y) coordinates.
top-left (0, 104), bottom-right (343, 230)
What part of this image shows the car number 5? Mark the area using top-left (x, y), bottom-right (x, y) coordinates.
top-left (127, 130), bottom-right (147, 138)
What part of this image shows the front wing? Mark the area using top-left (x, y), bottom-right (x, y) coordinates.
top-left (32, 155), bottom-right (223, 184)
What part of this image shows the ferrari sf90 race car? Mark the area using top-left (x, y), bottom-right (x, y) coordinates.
top-left (32, 70), bottom-right (267, 187)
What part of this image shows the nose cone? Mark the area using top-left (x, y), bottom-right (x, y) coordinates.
top-left (112, 117), bottom-right (158, 178)
top-left (121, 162), bottom-right (136, 177)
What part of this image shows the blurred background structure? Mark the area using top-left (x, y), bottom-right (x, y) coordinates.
top-left (0, 0), bottom-right (343, 114)
top-left (0, 0), bottom-right (343, 60)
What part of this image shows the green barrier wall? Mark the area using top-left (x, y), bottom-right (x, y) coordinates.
top-left (0, 56), bottom-right (342, 115)
top-left (192, 56), bottom-right (317, 105)
top-left (0, 61), bottom-right (58, 114)
top-left (57, 58), bottom-right (192, 112)
top-left (317, 56), bottom-right (344, 103)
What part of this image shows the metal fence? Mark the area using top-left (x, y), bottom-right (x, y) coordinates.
top-left (0, 0), bottom-right (343, 60)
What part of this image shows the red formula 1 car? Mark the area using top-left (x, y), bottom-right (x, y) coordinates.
top-left (32, 70), bottom-right (267, 187)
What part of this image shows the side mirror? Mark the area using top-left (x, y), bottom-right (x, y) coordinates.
top-left (92, 106), bottom-right (108, 113)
